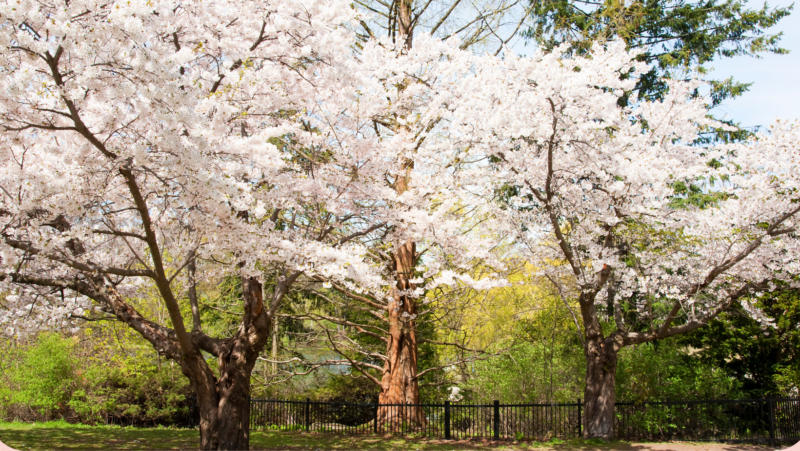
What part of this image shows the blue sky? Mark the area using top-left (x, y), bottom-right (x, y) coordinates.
top-left (507, 0), bottom-right (798, 129)
top-left (705, 0), bottom-right (798, 129)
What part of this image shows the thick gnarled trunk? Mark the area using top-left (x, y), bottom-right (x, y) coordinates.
top-left (192, 353), bottom-right (255, 450)
top-left (183, 276), bottom-right (272, 450)
top-left (577, 290), bottom-right (621, 441)
top-left (378, 240), bottom-right (426, 429)
top-left (582, 335), bottom-right (619, 440)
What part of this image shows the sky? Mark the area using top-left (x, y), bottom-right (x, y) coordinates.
top-left (506, 0), bottom-right (798, 130)
top-left (706, 0), bottom-right (800, 129)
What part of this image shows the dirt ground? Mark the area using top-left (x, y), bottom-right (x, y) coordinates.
top-left (489, 443), bottom-right (791, 451)
top-left (591, 444), bottom-right (780, 451)
top-left (356, 438), bottom-right (796, 451)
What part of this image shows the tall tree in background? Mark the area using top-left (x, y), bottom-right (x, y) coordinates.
top-left (524, 0), bottom-right (791, 125)
top-left (354, 0), bottom-right (529, 53)
top-left (346, 0), bottom-right (522, 425)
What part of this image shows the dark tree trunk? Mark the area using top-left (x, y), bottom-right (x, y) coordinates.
top-left (582, 335), bottom-right (619, 440)
top-left (577, 288), bottom-right (622, 441)
top-left (378, 240), bottom-right (426, 429)
top-left (192, 359), bottom-right (253, 450)
top-left (184, 276), bottom-right (272, 450)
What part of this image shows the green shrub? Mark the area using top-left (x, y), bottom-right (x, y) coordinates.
top-left (616, 339), bottom-right (742, 402)
top-left (9, 333), bottom-right (75, 417)
top-left (0, 332), bottom-right (190, 426)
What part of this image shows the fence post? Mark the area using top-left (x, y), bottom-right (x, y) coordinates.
top-left (493, 400), bottom-right (500, 440)
top-left (577, 399), bottom-right (582, 438)
top-left (373, 402), bottom-right (379, 434)
top-left (769, 398), bottom-right (776, 447)
top-left (304, 398), bottom-right (310, 432)
top-left (666, 397), bottom-right (672, 441)
top-left (445, 400), bottom-right (451, 440)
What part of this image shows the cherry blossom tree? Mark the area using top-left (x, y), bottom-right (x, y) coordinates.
top-left (276, 31), bottom-right (509, 426)
top-left (335, 0), bottom-right (530, 421)
top-left (439, 43), bottom-right (800, 439)
top-left (0, 0), bottom-right (498, 447)
top-left (327, 29), bottom-right (517, 425)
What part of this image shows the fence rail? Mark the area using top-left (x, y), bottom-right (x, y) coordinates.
top-left (187, 397), bottom-right (800, 445)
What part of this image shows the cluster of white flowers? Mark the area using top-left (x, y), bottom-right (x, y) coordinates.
top-left (0, 290), bottom-right (92, 338)
top-left (0, 0), bottom-right (795, 338)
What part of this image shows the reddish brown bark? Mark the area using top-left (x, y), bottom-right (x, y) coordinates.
top-left (377, 240), bottom-right (426, 429)
top-left (397, 0), bottom-right (414, 50)
top-left (376, 0), bottom-right (425, 429)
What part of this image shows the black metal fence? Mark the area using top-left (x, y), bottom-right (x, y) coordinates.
top-left (187, 397), bottom-right (800, 445)
top-left (615, 398), bottom-right (800, 445)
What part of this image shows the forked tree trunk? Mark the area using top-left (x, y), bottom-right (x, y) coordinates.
top-left (582, 335), bottom-right (619, 440)
top-left (378, 240), bottom-right (426, 429)
top-left (185, 276), bottom-right (272, 450)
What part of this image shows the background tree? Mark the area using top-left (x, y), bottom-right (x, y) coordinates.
top-left (292, 7), bottom-right (513, 425)
top-left (354, 0), bottom-right (530, 53)
top-left (677, 285), bottom-right (800, 397)
top-left (524, 0), bottom-right (791, 121)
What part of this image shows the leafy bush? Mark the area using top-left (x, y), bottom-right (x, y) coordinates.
top-left (616, 339), bottom-right (742, 402)
top-left (0, 333), bottom-right (75, 418)
top-left (461, 340), bottom-right (585, 404)
top-left (460, 334), bottom-right (741, 405)
top-left (0, 332), bottom-right (191, 426)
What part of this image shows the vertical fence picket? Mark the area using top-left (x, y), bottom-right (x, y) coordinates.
top-left (304, 398), bottom-right (310, 432)
top-left (444, 400), bottom-right (451, 440)
top-left (769, 398), bottom-right (776, 447)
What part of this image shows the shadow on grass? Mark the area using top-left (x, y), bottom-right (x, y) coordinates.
top-left (246, 431), bottom-right (781, 451)
top-left (0, 423), bottom-right (781, 450)
top-left (0, 423), bottom-right (199, 450)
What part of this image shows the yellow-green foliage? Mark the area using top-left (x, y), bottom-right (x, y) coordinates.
top-left (0, 321), bottom-right (190, 425)
top-left (437, 261), bottom-right (571, 354)
top-left (0, 333), bottom-right (76, 416)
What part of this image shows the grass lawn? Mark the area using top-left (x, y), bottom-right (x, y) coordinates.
top-left (0, 421), bottom-right (779, 450)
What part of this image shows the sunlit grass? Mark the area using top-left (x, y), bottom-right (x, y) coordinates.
top-left (0, 422), bottom-right (774, 450)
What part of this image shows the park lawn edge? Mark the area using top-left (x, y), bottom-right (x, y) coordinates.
top-left (0, 422), bottom-right (778, 450)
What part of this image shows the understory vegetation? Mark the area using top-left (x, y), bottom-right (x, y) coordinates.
top-left (0, 329), bottom-right (190, 426)
top-left (1, 279), bottom-right (796, 425)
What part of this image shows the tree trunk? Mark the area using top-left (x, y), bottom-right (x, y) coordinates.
top-left (378, 240), bottom-right (426, 429)
top-left (271, 315), bottom-right (279, 374)
top-left (195, 375), bottom-right (252, 450)
top-left (185, 276), bottom-right (272, 450)
top-left (583, 335), bottom-right (619, 440)
top-left (376, 0), bottom-right (425, 430)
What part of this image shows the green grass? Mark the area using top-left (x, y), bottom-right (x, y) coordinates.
top-left (0, 421), bottom-right (774, 450)
top-left (0, 421), bottom-right (198, 450)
